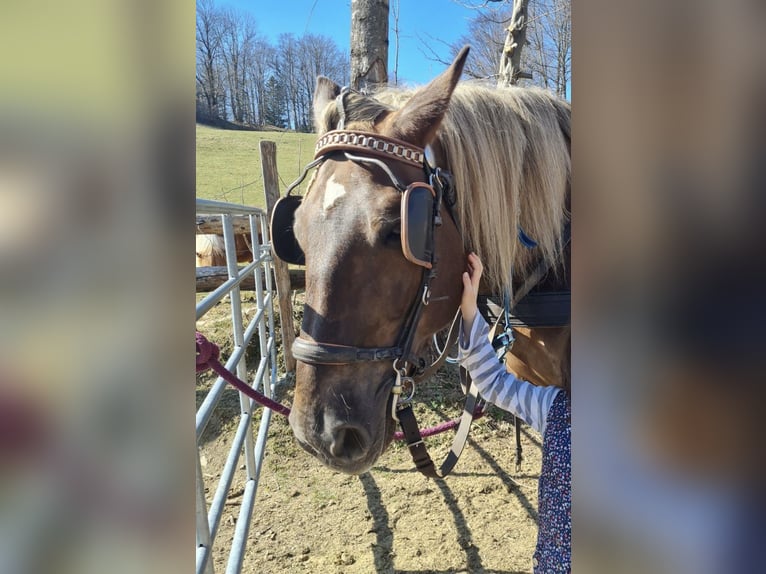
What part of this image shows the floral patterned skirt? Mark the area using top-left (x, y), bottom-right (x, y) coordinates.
top-left (533, 391), bottom-right (571, 573)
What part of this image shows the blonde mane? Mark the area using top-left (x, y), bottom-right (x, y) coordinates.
top-left (317, 83), bottom-right (571, 294)
top-left (196, 234), bottom-right (225, 266)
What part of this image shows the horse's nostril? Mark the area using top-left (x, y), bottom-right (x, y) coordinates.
top-left (329, 425), bottom-right (369, 461)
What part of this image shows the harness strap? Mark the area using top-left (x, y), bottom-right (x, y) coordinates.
top-left (505, 291), bottom-right (571, 327)
top-left (343, 152), bottom-right (409, 192)
top-left (284, 156), bottom-right (325, 196)
top-left (397, 374), bottom-right (484, 478)
top-left (396, 268), bottom-right (434, 366)
top-left (488, 221), bottom-right (571, 473)
top-left (292, 261), bottom-right (433, 368)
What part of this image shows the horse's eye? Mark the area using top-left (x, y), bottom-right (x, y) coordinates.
top-left (382, 223), bottom-right (401, 247)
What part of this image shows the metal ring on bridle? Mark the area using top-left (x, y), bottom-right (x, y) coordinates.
top-left (422, 285), bottom-right (431, 306)
top-left (399, 376), bottom-right (416, 402)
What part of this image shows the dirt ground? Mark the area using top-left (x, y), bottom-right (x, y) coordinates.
top-left (197, 297), bottom-right (542, 574)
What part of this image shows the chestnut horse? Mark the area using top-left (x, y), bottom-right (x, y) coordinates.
top-left (195, 233), bottom-right (253, 267)
top-left (274, 47), bottom-right (570, 474)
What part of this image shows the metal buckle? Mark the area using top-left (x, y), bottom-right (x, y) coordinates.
top-left (399, 375), bottom-right (415, 402)
top-left (492, 327), bottom-right (515, 362)
top-left (391, 362), bottom-right (417, 422)
top-left (429, 170), bottom-right (445, 227)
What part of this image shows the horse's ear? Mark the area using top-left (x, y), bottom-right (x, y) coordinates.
top-left (387, 46), bottom-right (470, 146)
top-left (314, 76), bottom-right (341, 133)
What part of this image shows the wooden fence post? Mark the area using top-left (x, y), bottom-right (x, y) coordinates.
top-left (260, 140), bottom-right (297, 373)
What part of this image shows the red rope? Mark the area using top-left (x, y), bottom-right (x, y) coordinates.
top-left (196, 332), bottom-right (291, 417)
top-left (195, 331), bottom-right (484, 440)
top-left (393, 405), bottom-right (485, 441)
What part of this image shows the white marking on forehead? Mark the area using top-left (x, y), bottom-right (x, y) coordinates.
top-left (322, 174), bottom-right (347, 212)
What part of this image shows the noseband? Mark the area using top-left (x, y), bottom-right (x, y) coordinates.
top-left (272, 129), bottom-right (458, 405)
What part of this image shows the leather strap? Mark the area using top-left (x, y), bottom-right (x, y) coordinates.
top-left (290, 267), bottom-right (431, 367)
top-left (398, 374), bottom-right (482, 478)
top-left (506, 291), bottom-right (571, 327)
top-left (284, 156), bottom-right (325, 196)
top-left (292, 338), bottom-right (402, 365)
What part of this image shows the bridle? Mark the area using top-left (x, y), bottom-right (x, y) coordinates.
top-left (272, 118), bottom-right (574, 478)
top-left (271, 126), bottom-right (486, 478)
top-left (269, 81), bottom-right (525, 478)
top-left (284, 129), bottom-right (460, 394)
top-left (271, 120), bottom-right (573, 479)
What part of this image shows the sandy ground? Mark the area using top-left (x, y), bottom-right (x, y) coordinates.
top-left (198, 364), bottom-right (541, 574)
top-left (196, 290), bottom-right (542, 573)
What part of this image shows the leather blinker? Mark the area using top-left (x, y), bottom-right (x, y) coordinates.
top-left (401, 183), bottom-right (436, 269)
top-left (270, 195), bottom-right (305, 265)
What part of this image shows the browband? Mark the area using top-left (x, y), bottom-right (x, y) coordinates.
top-left (315, 130), bottom-right (425, 168)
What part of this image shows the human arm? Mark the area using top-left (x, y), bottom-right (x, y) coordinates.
top-left (459, 253), bottom-right (560, 435)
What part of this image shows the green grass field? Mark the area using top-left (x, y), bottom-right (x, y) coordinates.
top-left (196, 125), bottom-right (318, 210)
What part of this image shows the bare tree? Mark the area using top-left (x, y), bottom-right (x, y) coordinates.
top-left (447, 9), bottom-right (509, 79)
top-left (196, 0), bottom-right (224, 121)
top-left (422, 0), bottom-right (570, 97)
top-left (220, 10), bottom-right (241, 121)
top-left (276, 34), bottom-right (301, 130)
top-left (218, 10), bottom-right (260, 124)
top-left (236, 17), bottom-right (261, 124)
top-left (497, 0), bottom-right (533, 86)
top-left (350, 0), bottom-right (389, 91)
top-left (247, 38), bottom-right (275, 126)
top-left (195, 4), bottom-right (350, 128)
top-left (296, 35), bottom-right (349, 130)
top-left (418, 5), bottom-right (511, 80)
top-left (525, 0), bottom-right (570, 97)
top-left (392, 0), bottom-right (400, 85)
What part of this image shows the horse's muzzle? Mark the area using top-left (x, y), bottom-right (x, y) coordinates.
top-left (327, 423), bottom-right (370, 462)
top-left (288, 404), bottom-right (392, 475)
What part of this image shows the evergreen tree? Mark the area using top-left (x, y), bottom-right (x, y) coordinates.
top-left (263, 76), bottom-right (287, 128)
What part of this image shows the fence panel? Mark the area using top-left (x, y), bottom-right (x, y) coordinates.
top-left (195, 199), bottom-right (279, 574)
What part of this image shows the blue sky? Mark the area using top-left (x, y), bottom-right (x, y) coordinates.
top-left (222, 0), bottom-right (480, 85)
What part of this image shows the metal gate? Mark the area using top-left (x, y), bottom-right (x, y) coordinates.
top-left (195, 198), bottom-right (278, 574)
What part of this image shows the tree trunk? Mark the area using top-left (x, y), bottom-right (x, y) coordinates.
top-left (196, 215), bottom-right (255, 235)
top-left (350, 0), bottom-right (389, 92)
top-left (260, 141), bottom-right (297, 373)
top-left (196, 267), bottom-right (306, 293)
top-left (497, 0), bottom-right (532, 87)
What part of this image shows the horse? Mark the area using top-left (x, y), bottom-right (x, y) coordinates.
top-left (271, 46), bottom-right (570, 475)
top-left (195, 233), bottom-right (254, 267)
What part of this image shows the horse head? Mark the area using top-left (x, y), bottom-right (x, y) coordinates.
top-left (281, 49), bottom-right (471, 474)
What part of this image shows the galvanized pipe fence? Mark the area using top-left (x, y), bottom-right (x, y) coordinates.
top-left (195, 198), bottom-right (279, 574)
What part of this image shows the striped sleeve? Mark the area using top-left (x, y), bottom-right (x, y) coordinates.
top-left (458, 315), bottom-right (561, 436)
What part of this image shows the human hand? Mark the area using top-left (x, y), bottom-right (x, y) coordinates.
top-left (461, 252), bottom-right (483, 335)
